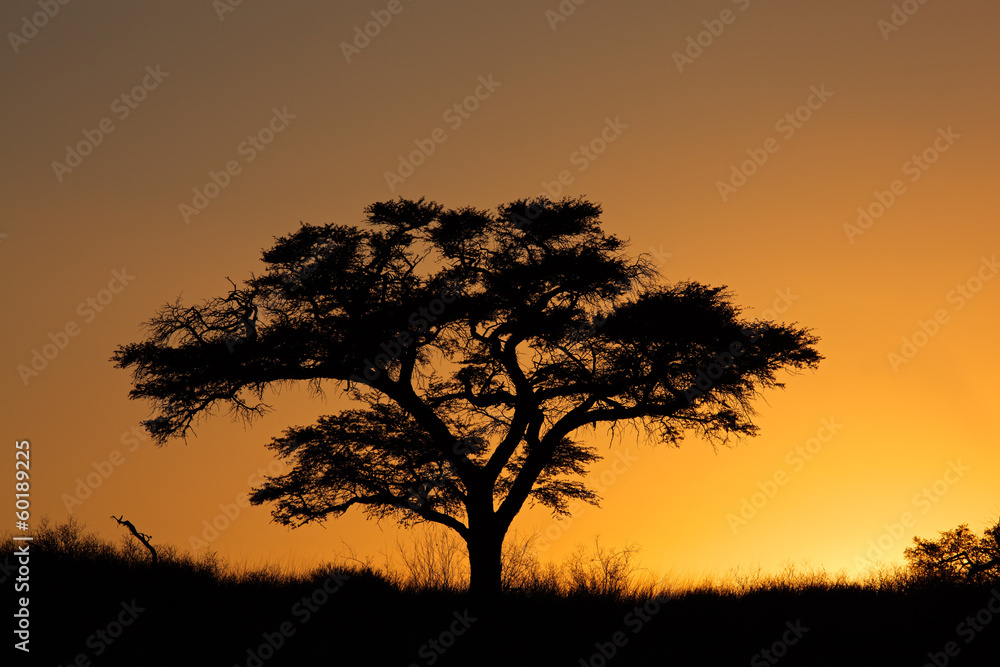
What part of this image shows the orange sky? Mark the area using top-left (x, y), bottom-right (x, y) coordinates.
top-left (3, 0), bottom-right (999, 584)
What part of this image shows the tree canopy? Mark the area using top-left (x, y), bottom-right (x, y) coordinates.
top-left (112, 196), bottom-right (822, 602)
top-left (904, 519), bottom-right (1000, 583)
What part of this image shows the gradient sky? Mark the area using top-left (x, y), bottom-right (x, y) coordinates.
top-left (3, 0), bottom-right (999, 584)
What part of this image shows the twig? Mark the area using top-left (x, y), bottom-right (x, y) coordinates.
top-left (111, 515), bottom-right (158, 565)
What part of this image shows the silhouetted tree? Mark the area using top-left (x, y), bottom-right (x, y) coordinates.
top-left (112, 197), bottom-right (821, 605)
top-left (111, 514), bottom-right (157, 565)
top-left (904, 518), bottom-right (1000, 583)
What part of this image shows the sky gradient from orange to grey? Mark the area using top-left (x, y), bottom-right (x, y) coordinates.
top-left (2, 0), bottom-right (999, 583)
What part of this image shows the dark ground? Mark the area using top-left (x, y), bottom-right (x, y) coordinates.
top-left (6, 527), bottom-right (1000, 666)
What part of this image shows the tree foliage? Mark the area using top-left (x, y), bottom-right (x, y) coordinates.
top-left (112, 196), bottom-right (822, 599)
top-left (904, 518), bottom-right (1000, 583)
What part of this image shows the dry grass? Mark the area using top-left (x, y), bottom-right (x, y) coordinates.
top-left (0, 517), bottom-right (981, 601)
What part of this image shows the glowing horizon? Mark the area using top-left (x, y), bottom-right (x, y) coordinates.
top-left (3, 0), bottom-right (999, 586)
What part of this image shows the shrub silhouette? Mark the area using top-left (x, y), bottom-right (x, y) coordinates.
top-left (904, 517), bottom-right (1000, 584)
top-left (8, 517), bottom-right (1000, 665)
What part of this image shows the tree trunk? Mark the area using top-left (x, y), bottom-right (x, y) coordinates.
top-left (466, 526), bottom-right (504, 612)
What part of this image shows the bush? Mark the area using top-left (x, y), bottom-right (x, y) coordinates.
top-left (904, 517), bottom-right (1000, 584)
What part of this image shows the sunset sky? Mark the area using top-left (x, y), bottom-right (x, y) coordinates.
top-left (3, 0), bottom-right (999, 585)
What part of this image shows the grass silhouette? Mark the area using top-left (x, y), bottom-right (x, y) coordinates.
top-left (6, 518), bottom-right (1000, 665)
